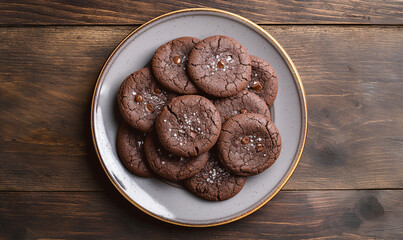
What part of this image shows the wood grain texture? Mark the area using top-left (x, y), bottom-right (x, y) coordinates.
top-left (0, 0), bottom-right (402, 25)
top-left (0, 26), bottom-right (402, 191)
top-left (0, 190), bottom-right (401, 239)
top-left (269, 25), bottom-right (403, 190)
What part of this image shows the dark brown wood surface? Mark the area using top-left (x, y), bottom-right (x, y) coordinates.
top-left (0, 0), bottom-right (402, 25)
top-left (0, 191), bottom-right (401, 239)
top-left (0, 1), bottom-right (402, 239)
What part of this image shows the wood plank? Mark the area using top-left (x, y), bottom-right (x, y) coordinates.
top-left (0, 190), bottom-right (401, 239)
top-left (269, 25), bottom-right (403, 190)
top-left (0, 0), bottom-right (402, 25)
top-left (0, 26), bottom-right (127, 191)
top-left (0, 26), bottom-right (402, 191)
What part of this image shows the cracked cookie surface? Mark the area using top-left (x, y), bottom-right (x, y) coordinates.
top-left (155, 95), bottom-right (221, 157)
top-left (118, 67), bottom-right (176, 132)
top-left (247, 55), bottom-right (278, 107)
top-left (152, 37), bottom-right (201, 94)
top-left (187, 35), bottom-right (251, 97)
top-left (116, 122), bottom-right (152, 178)
top-left (184, 149), bottom-right (247, 201)
top-left (144, 130), bottom-right (209, 181)
top-left (214, 90), bottom-right (271, 123)
top-left (218, 113), bottom-right (281, 176)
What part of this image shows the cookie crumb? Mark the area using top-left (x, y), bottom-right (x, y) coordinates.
top-left (241, 137), bottom-right (250, 145)
top-left (217, 60), bottom-right (225, 69)
top-left (146, 103), bottom-right (155, 112)
top-left (135, 94), bottom-right (143, 102)
top-left (251, 82), bottom-right (263, 92)
top-left (173, 56), bottom-right (181, 64)
top-left (153, 87), bottom-right (161, 94)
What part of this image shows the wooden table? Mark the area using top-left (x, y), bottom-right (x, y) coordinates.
top-left (1, 1), bottom-right (402, 239)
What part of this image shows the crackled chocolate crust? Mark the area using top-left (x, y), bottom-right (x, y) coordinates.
top-left (152, 37), bottom-right (201, 94)
top-left (187, 35), bottom-right (251, 97)
top-left (213, 90), bottom-right (271, 123)
top-left (116, 122), bottom-right (152, 178)
top-left (144, 130), bottom-right (209, 181)
top-left (184, 150), bottom-right (247, 201)
top-left (247, 55), bottom-right (278, 107)
top-left (118, 67), bottom-right (176, 132)
top-left (155, 95), bottom-right (221, 157)
top-left (218, 113), bottom-right (281, 176)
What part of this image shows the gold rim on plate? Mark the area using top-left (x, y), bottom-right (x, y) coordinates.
top-left (91, 7), bottom-right (308, 227)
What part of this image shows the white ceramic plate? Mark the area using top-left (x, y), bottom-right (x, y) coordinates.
top-left (91, 8), bottom-right (307, 227)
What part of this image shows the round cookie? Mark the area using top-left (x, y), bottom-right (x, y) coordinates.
top-left (116, 122), bottom-right (152, 178)
top-left (187, 35), bottom-right (251, 97)
top-left (118, 67), bottom-right (176, 132)
top-left (144, 130), bottom-right (209, 182)
top-left (152, 37), bottom-right (201, 94)
top-left (184, 150), bottom-right (247, 201)
top-left (217, 113), bottom-right (281, 176)
top-left (247, 55), bottom-right (278, 107)
top-left (155, 95), bottom-right (221, 157)
top-left (213, 90), bottom-right (271, 123)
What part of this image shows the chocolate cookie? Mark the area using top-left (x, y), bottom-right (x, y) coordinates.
top-left (184, 150), bottom-right (247, 201)
top-left (247, 55), bottom-right (278, 107)
top-left (152, 37), bottom-right (201, 94)
top-left (155, 95), bottom-right (221, 157)
top-left (217, 113), bottom-right (281, 176)
top-left (144, 130), bottom-right (209, 181)
top-left (116, 122), bottom-right (152, 178)
top-left (213, 90), bottom-right (271, 123)
top-left (118, 67), bottom-right (175, 132)
top-left (187, 35), bottom-right (251, 97)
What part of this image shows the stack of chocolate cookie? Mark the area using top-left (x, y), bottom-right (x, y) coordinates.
top-left (116, 35), bottom-right (281, 201)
